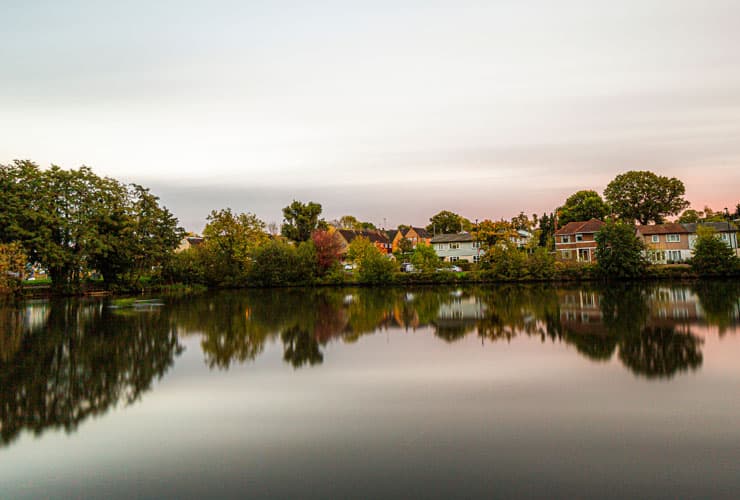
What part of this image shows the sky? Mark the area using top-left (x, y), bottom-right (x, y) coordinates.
top-left (2, 0), bottom-right (740, 232)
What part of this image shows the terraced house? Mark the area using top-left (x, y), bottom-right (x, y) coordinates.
top-left (637, 222), bottom-right (740, 263)
top-left (635, 223), bottom-right (691, 263)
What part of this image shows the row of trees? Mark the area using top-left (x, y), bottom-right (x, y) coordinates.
top-left (1, 160), bottom-right (183, 292)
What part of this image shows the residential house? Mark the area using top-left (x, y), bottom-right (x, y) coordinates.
top-left (404, 227), bottom-right (432, 247)
top-left (554, 219), bottom-right (605, 263)
top-left (176, 236), bottom-right (204, 253)
top-left (636, 221), bottom-right (739, 263)
top-left (430, 232), bottom-right (484, 263)
top-left (511, 229), bottom-right (533, 248)
top-left (635, 223), bottom-right (691, 263)
top-left (388, 226), bottom-right (433, 252)
top-left (335, 229), bottom-right (392, 257)
top-left (682, 222), bottom-right (739, 257)
top-left (386, 229), bottom-right (402, 251)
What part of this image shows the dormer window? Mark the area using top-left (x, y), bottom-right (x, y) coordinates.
top-left (575, 234), bottom-right (583, 242)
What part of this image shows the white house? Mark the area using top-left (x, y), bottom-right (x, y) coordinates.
top-left (430, 232), bottom-right (484, 263)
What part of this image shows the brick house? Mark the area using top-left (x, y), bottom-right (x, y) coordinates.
top-left (635, 223), bottom-right (691, 263)
top-left (388, 226), bottom-right (433, 252)
top-left (554, 219), bottom-right (605, 263)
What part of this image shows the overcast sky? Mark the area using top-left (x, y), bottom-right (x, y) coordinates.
top-left (2, 0), bottom-right (740, 231)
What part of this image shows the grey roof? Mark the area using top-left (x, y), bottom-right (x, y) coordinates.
top-left (430, 232), bottom-right (475, 243)
top-left (681, 222), bottom-right (738, 233)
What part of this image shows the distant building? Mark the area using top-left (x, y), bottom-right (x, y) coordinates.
top-left (388, 226), bottom-right (433, 252)
top-left (554, 219), bottom-right (605, 263)
top-left (176, 236), bottom-right (204, 253)
top-left (430, 232), bottom-right (483, 263)
top-left (335, 229), bottom-right (392, 257)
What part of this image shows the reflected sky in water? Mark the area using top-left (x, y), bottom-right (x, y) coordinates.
top-left (1, 282), bottom-right (739, 499)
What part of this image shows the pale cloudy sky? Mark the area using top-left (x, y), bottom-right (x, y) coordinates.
top-left (2, 0), bottom-right (740, 231)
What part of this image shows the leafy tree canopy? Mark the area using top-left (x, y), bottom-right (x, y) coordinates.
top-left (426, 210), bottom-right (472, 234)
top-left (282, 200), bottom-right (324, 242)
top-left (558, 190), bottom-right (609, 225)
top-left (604, 170), bottom-right (689, 225)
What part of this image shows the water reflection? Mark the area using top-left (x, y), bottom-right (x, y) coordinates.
top-left (0, 299), bottom-right (183, 446)
top-left (1, 282), bottom-right (739, 446)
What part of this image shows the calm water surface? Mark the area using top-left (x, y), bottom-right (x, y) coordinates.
top-left (1, 282), bottom-right (739, 499)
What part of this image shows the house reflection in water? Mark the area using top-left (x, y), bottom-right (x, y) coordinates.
top-left (433, 292), bottom-right (487, 342)
top-left (558, 290), bottom-right (603, 335)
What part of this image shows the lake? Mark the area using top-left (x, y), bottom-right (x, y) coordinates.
top-left (1, 282), bottom-right (739, 499)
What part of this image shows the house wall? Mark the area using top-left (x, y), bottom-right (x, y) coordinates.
top-left (405, 228), bottom-right (431, 247)
top-left (433, 241), bottom-right (484, 263)
top-left (554, 234), bottom-right (598, 262)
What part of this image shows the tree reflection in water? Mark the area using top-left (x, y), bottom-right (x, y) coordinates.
top-left (0, 299), bottom-right (182, 447)
top-left (1, 281), bottom-right (738, 445)
top-left (169, 282), bottom-right (737, 379)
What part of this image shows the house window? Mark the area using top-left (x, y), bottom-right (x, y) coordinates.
top-left (561, 250), bottom-right (572, 259)
top-left (473, 255), bottom-right (480, 263)
top-left (666, 234), bottom-right (680, 242)
top-left (669, 250), bottom-right (681, 262)
top-left (450, 256), bottom-right (459, 262)
top-left (561, 236), bottom-right (570, 243)
top-left (578, 248), bottom-right (591, 262)
top-left (652, 235), bottom-right (660, 243)
top-left (575, 234), bottom-right (583, 242)
top-left (449, 243), bottom-right (460, 249)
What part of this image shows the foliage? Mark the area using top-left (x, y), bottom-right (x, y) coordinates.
top-left (475, 219), bottom-right (516, 248)
top-left (201, 208), bottom-right (267, 286)
top-left (510, 212), bottom-right (538, 231)
top-left (0, 160), bottom-right (183, 293)
top-left (479, 242), bottom-right (554, 280)
top-left (311, 230), bottom-right (342, 276)
top-left (338, 215), bottom-right (376, 230)
top-left (426, 210), bottom-right (471, 234)
top-left (679, 206), bottom-right (734, 223)
top-left (356, 247), bottom-right (396, 284)
top-left (248, 239), bottom-right (314, 286)
top-left (410, 243), bottom-right (440, 272)
top-left (595, 219), bottom-right (648, 279)
top-left (690, 226), bottom-right (739, 276)
top-left (0, 243), bottom-right (26, 293)
top-left (347, 236), bottom-right (375, 266)
top-left (538, 212), bottom-right (556, 250)
top-left (281, 200), bottom-right (324, 242)
top-left (398, 237), bottom-right (414, 254)
top-left (558, 190), bottom-right (609, 225)
top-left (604, 170), bottom-right (689, 225)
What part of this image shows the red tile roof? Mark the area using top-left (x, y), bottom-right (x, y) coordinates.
top-left (635, 223), bottom-right (689, 235)
top-left (554, 219), bottom-right (605, 236)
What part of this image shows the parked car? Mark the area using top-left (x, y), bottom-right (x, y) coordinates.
top-left (436, 265), bottom-right (462, 272)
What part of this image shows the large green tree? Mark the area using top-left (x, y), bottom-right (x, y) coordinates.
top-left (558, 190), bottom-right (609, 225)
top-left (595, 219), bottom-right (648, 279)
top-left (426, 210), bottom-right (472, 234)
top-left (281, 200), bottom-right (324, 242)
top-left (604, 171), bottom-right (689, 225)
top-left (202, 208), bottom-right (267, 285)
